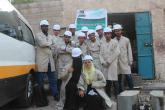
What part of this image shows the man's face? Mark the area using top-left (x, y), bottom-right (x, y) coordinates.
top-left (104, 32), bottom-right (112, 41)
top-left (53, 30), bottom-right (60, 36)
top-left (114, 29), bottom-right (122, 37)
top-left (78, 37), bottom-right (85, 44)
top-left (41, 25), bottom-right (49, 33)
top-left (69, 28), bottom-right (76, 35)
top-left (96, 29), bottom-right (103, 36)
top-left (64, 36), bottom-right (70, 43)
top-left (89, 34), bottom-right (96, 42)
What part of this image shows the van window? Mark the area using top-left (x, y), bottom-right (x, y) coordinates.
top-left (20, 20), bottom-right (35, 45)
top-left (0, 11), bottom-right (19, 39)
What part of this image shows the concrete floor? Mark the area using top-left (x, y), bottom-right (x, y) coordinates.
top-left (3, 81), bottom-right (165, 110)
top-left (2, 96), bottom-right (117, 110)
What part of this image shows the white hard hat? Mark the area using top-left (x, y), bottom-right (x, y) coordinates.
top-left (40, 20), bottom-right (49, 26)
top-left (64, 31), bottom-right (72, 37)
top-left (72, 48), bottom-right (82, 57)
top-left (81, 26), bottom-right (88, 32)
top-left (104, 27), bottom-right (112, 33)
top-left (53, 24), bottom-right (60, 30)
top-left (78, 32), bottom-right (86, 38)
top-left (95, 25), bottom-right (103, 31)
top-left (69, 24), bottom-right (76, 29)
top-left (113, 24), bottom-right (123, 30)
top-left (87, 29), bottom-right (95, 36)
top-left (83, 55), bottom-right (93, 61)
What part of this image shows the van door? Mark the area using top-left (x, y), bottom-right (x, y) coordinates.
top-left (135, 12), bottom-right (154, 79)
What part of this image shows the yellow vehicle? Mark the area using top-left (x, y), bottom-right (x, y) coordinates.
top-left (0, 0), bottom-right (36, 107)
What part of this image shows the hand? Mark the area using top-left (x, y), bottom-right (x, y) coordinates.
top-left (102, 62), bottom-right (108, 67)
top-left (60, 46), bottom-right (66, 51)
top-left (71, 41), bottom-right (76, 47)
top-left (79, 90), bottom-right (85, 97)
top-left (68, 67), bottom-right (74, 73)
top-left (52, 44), bottom-right (57, 49)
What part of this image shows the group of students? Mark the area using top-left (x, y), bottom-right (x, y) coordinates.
top-left (35, 19), bottom-right (134, 110)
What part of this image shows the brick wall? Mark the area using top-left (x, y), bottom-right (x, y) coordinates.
top-left (14, 0), bottom-right (63, 33)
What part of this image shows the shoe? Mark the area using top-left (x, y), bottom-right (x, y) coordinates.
top-left (54, 94), bottom-right (60, 101)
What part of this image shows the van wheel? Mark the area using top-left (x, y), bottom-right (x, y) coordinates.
top-left (16, 74), bottom-right (34, 107)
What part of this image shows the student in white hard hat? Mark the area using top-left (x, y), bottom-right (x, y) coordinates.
top-left (53, 24), bottom-right (61, 36)
top-left (52, 24), bottom-right (62, 49)
top-left (69, 24), bottom-right (77, 43)
top-left (87, 29), bottom-right (95, 40)
top-left (87, 30), bottom-right (102, 71)
top-left (100, 27), bottom-right (120, 98)
top-left (76, 31), bottom-right (89, 57)
top-left (95, 25), bottom-right (105, 44)
top-left (35, 20), bottom-right (59, 104)
top-left (85, 29), bottom-right (94, 43)
top-left (78, 55), bottom-right (112, 110)
top-left (81, 26), bottom-right (88, 38)
top-left (56, 31), bottom-right (73, 98)
top-left (113, 24), bottom-right (134, 93)
top-left (52, 24), bottom-right (63, 99)
top-left (52, 24), bottom-right (63, 73)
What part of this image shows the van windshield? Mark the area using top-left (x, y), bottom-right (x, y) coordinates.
top-left (0, 11), bottom-right (19, 38)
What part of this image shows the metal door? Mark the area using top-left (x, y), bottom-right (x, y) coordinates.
top-left (135, 12), bottom-right (154, 79)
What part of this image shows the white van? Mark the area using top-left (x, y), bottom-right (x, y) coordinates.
top-left (0, 0), bottom-right (36, 107)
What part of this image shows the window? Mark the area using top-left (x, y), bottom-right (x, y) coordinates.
top-left (20, 20), bottom-right (35, 45)
top-left (0, 11), bottom-right (19, 39)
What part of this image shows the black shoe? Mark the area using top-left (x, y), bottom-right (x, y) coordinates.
top-left (54, 95), bottom-right (60, 101)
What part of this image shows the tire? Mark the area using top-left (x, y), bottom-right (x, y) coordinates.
top-left (15, 73), bottom-right (34, 107)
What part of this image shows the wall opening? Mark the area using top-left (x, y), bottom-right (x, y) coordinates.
top-left (108, 13), bottom-right (137, 73)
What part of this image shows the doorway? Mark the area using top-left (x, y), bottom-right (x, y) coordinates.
top-left (108, 12), bottom-right (154, 79)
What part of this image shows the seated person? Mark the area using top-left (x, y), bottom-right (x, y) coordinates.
top-left (78, 55), bottom-right (112, 110)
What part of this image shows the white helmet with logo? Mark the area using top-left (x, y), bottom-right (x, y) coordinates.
top-left (95, 25), bottom-right (103, 31)
top-left (104, 27), bottom-right (112, 33)
top-left (40, 20), bottom-right (49, 26)
top-left (113, 24), bottom-right (123, 30)
top-left (72, 48), bottom-right (82, 57)
top-left (87, 29), bottom-right (95, 36)
top-left (78, 31), bottom-right (86, 38)
top-left (83, 55), bottom-right (93, 61)
top-left (69, 24), bottom-right (76, 29)
top-left (53, 24), bottom-right (60, 30)
top-left (64, 31), bottom-right (72, 37)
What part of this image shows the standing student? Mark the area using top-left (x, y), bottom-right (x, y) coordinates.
top-left (51, 24), bottom-right (63, 101)
top-left (56, 31), bottom-right (73, 97)
top-left (81, 26), bottom-right (88, 39)
top-left (69, 24), bottom-right (77, 45)
top-left (100, 27), bottom-right (120, 98)
top-left (87, 30), bottom-right (101, 71)
top-left (76, 31), bottom-right (89, 57)
top-left (95, 25), bottom-right (105, 44)
top-left (35, 20), bottom-right (59, 103)
top-left (52, 24), bottom-right (63, 71)
top-left (113, 24), bottom-right (134, 93)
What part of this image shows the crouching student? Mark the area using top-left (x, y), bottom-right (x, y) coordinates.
top-left (56, 48), bottom-right (83, 110)
top-left (78, 55), bottom-right (112, 110)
